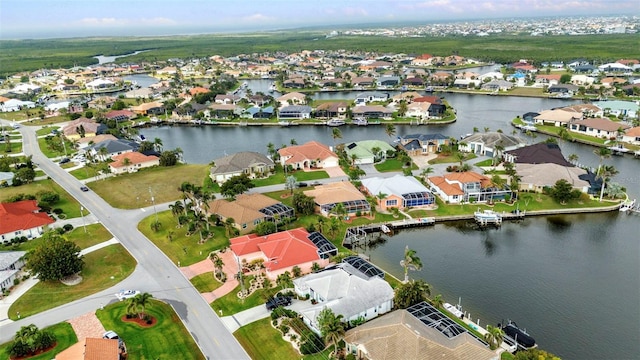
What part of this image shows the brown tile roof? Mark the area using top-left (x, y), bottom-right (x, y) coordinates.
top-left (344, 310), bottom-right (496, 360)
top-left (208, 199), bottom-right (265, 225)
top-left (572, 117), bottom-right (630, 132)
top-left (278, 141), bottom-right (337, 164)
top-left (62, 117), bottom-right (100, 136)
top-left (234, 193), bottom-right (279, 211)
top-left (303, 181), bottom-right (366, 205)
top-left (625, 126), bottom-right (640, 136)
top-left (109, 152), bottom-right (159, 168)
top-left (77, 134), bottom-right (117, 146)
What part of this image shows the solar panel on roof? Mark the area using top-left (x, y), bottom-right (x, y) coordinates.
top-left (347, 143), bottom-right (357, 149)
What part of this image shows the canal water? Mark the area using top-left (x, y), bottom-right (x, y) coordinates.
top-left (141, 86), bottom-right (639, 360)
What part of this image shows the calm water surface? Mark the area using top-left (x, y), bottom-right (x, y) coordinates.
top-left (141, 91), bottom-right (640, 360)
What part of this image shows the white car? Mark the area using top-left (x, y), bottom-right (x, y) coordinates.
top-left (115, 289), bottom-right (140, 301)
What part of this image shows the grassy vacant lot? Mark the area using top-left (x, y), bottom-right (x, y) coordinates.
top-left (428, 153), bottom-right (478, 165)
top-left (1, 141), bottom-right (22, 154)
top-left (0, 179), bottom-right (83, 218)
top-left (507, 87), bottom-right (547, 97)
top-left (374, 158), bottom-right (418, 172)
top-left (89, 164), bottom-right (210, 208)
top-left (35, 126), bottom-right (60, 136)
top-left (211, 284), bottom-right (281, 315)
top-left (0, 323), bottom-right (77, 360)
top-left (8, 244), bottom-right (136, 319)
top-left (37, 136), bottom-right (75, 158)
top-left (190, 273), bottom-right (223, 293)
top-left (96, 299), bottom-right (204, 360)
top-left (23, 116), bottom-right (69, 126)
top-left (138, 210), bottom-right (229, 266)
top-left (234, 318), bottom-right (300, 360)
top-left (252, 168), bottom-right (329, 187)
top-left (64, 223), bottom-right (113, 249)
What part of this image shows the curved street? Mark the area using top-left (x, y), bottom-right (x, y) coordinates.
top-left (0, 120), bottom-right (249, 360)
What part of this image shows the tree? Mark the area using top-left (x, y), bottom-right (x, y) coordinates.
top-left (292, 192), bottom-right (316, 215)
top-left (431, 294), bottom-right (444, 310)
top-left (568, 153), bottom-right (579, 165)
top-left (285, 175), bottom-right (297, 195)
top-left (8, 324), bottom-right (56, 358)
top-left (13, 166), bottom-right (36, 184)
top-left (394, 279), bottom-right (431, 309)
top-left (397, 100), bottom-right (408, 117)
top-left (159, 150), bottom-right (179, 166)
top-left (129, 292), bottom-right (153, 319)
top-left (550, 179), bottom-right (576, 204)
top-left (401, 245), bottom-right (423, 282)
top-left (224, 217), bottom-right (237, 237)
top-left (153, 137), bottom-right (164, 152)
top-left (597, 164), bottom-right (618, 202)
top-left (255, 221), bottom-right (276, 235)
top-left (420, 167), bottom-right (434, 182)
top-left (220, 174), bottom-right (255, 199)
top-left (211, 254), bottom-right (225, 281)
top-left (27, 232), bottom-right (84, 281)
top-left (484, 325), bottom-right (505, 350)
top-left (317, 308), bottom-right (345, 356)
top-left (559, 74), bottom-right (572, 84)
top-left (276, 271), bottom-right (293, 288)
top-left (331, 127), bottom-right (342, 146)
top-left (292, 265), bottom-right (302, 277)
top-left (385, 123), bottom-right (396, 140)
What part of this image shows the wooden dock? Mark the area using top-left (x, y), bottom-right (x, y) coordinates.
top-left (343, 217), bottom-right (435, 248)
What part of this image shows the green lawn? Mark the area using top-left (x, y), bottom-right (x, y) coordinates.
top-left (0, 322), bottom-right (77, 360)
top-left (36, 126), bottom-right (60, 136)
top-left (138, 210), bottom-right (229, 266)
top-left (64, 223), bottom-right (113, 249)
top-left (190, 272), bottom-right (223, 293)
top-left (23, 116), bottom-right (70, 126)
top-left (89, 164), bottom-right (211, 209)
top-left (1, 141), bottom-right (22, 153)
top-left (234, 318), bottom-right (300, 360)
top-left (374, 159), bottom-right (418, 172)
top-left (8, 244), bottom-right (136, 319)
top-left (36, 137), bottom-right (74, 158)
top-left (252, 169), bottom-right (329, 187)
top-left (474, 158), bottom-right (494, 167)
top-left (428, 153), bottom-right (478, 165)
top-left (211, 284), bottom-right (281, 315)
top-left (96, 299), bottom-right (204, 360)
top-left (0, 179), bottom-right (83, 218)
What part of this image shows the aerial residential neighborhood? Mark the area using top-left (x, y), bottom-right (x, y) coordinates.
top-left (1, 3), bottom-right (639, 360)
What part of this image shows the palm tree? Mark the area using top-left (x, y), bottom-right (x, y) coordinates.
top-left (593, 147), bottom-right (611, 174)
top-left (454, 152), bottom-right (466, 168)
top-left (393, 279), bottom-right (431, 308)
top-left (224, 217), bottom-right (237, 237)
top-left (210, 253), bottom-right (225, 281)
top-left (126, 297), bottom-right (138, 317)
top-left (597, 164), bottom-right (618, 202)
top-left (401, 246), bottom-right (423, 282)
top-left (484, 325), bottom-right (505, 350)
top-left (431, 294), bottom-right (444, 310)
top-left (133, 292), bottom-right (153, 319)
top-left (568, 153), bottom-right (579, 165)
top-left (276, 271), bottom-right (293, 289)
top-left (420, 167), bottom-right (434, 183)
top-left (166, 230), bottom-right (174, 242)
top-left (385, 123), bottom-right (396, 140)
top-left (371, 146), bottom-right (381, 162)
top-left (321, 312), bottom-right (346, 356)
top-left (331, 127), bottom-right (342, 147)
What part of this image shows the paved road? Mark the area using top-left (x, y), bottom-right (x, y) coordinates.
top-left (0, 120), bottom-right (249, 359)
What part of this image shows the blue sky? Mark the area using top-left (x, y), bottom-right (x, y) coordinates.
top-left (1, 0), bottom-right (638, 39)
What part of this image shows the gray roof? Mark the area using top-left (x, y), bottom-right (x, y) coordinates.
top-left (279, 105), bottom-right (312, 113)
top-left (210, 151), bottom-right (273, 175)
top-left (0, 251), bottom-right (26, 270)
top-left (294, 264), bottom-right (394, 320)
top-left (461, 132), bottom-right (524, 149)
top-left (362, 175), bottom-right (429, 197)
top-left (402, 133), bottom-right (449, 142)
top-left (89, 139), bottom-right (138, 154)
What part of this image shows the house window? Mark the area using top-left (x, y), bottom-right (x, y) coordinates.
top-left (386, 199), bottom-right (398, 206)
top-left (253, 219), bottom-right (261, 226)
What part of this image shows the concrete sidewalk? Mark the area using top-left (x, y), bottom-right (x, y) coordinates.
top-left (0, 238), bottom-right (120, 325)
top-left (219, 298), bottom-right (312, 332)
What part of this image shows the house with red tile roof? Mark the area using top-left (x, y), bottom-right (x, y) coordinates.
top-left (278, 141), bottom-right (339, 170)
top-left (1, 200), bottom-right (55, 242)
top-left (229, 227), bottom-right (333, 279)
top-left (109, 152), bottom-right (159, 174)
top-left (55, 337), bottom-right (120, 360)
top-left (427, 171), bottom-right (510, 203)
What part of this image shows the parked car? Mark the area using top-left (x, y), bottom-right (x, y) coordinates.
top-left (265, 295), bottom-right (292, 311)
top-left (59, 157), bottom-right (70, 164)
top-left (310, 181), bottom-right (321, 186)
top-left (80, 186), bottom-right (89, 192)
top-left (296, 182), bottom-right (308, 188)
top-left (115, 289), bottom-right (140, 301)
top-left (103, 330), bottom-right (123, 345)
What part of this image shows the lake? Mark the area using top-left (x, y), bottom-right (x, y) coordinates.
top-left (140, 92), bottom-right (639, 360)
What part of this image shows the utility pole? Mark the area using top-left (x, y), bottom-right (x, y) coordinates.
top-left (149, 186), bottom-right (158, 224)
top-left (80, 206), bottom-right (87, 233)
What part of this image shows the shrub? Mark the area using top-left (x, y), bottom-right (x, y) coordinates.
top-left (279, 324), bottom-right (290, 334)
top-left (62, 224), bottom-right (74, 232)
top-left (14, 278), bottom-right (20, 286)
top-left (52, 208), bottom-right (64, 214)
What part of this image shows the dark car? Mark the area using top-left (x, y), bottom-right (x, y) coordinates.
top-left (80, 186), bottom-right (89, 192)
top-left (59, 157), bottom-right (70, 164)
top-left (296, 182), bottom-right (308, 188)
top-left (265, 296), bottom-right (292, 311)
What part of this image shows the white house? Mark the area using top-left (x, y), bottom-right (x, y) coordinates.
top-left (0, 251), bottom-right (27, 291)
top-left (293, 262), bottom-right (394, 335)
top-left (0, 99), bottom-right (36, 112)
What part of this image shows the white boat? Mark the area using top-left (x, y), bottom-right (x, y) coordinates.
top-left (620, 199), bottom-right (636, 212)
top-left (608, 144), bottom-right (630, 155)
top-left (352, 118), bottom-right (368, 126)
top-left (268, 83), bottom-right (277, 92)
top-left (326, 118), bottom-right (346, 127)
top-left (380, 224), bottom-right (391, 233)
top-left (521, 124), bottom-right (537, 132)
top-left (278, 121), bottom-right (291, 127)
top-left (474, 209), bottom-right (502, 223)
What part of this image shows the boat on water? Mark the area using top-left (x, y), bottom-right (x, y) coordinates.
top-left (352, 118), bottom-right (368, 126)
top-left (549, 92), bottom-right (573, 99)
top-left (521, 124), bottom-right (537, 132)
top-left (268, 83), bottom-right (277, 92)
top-left (326, 118), bottom-right (346, 127)
top-left (501, 320), bottom-right (537, 349)
top-left (620, 199), bottom-right (636, 212)
top-left (608, 144), bottom-right (630, 155)
top-left (278, 121), bottom-right (291, 127)
top-left (474, 209), bottom-right (502, 224)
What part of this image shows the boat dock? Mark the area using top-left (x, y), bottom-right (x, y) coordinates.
top-left (620, 199), bottom-right (639, 214)
top-left (343, 217), bottom-right (435, 248)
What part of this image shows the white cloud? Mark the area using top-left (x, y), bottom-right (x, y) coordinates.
top-left (76, 17), bottom-right (177, 28)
